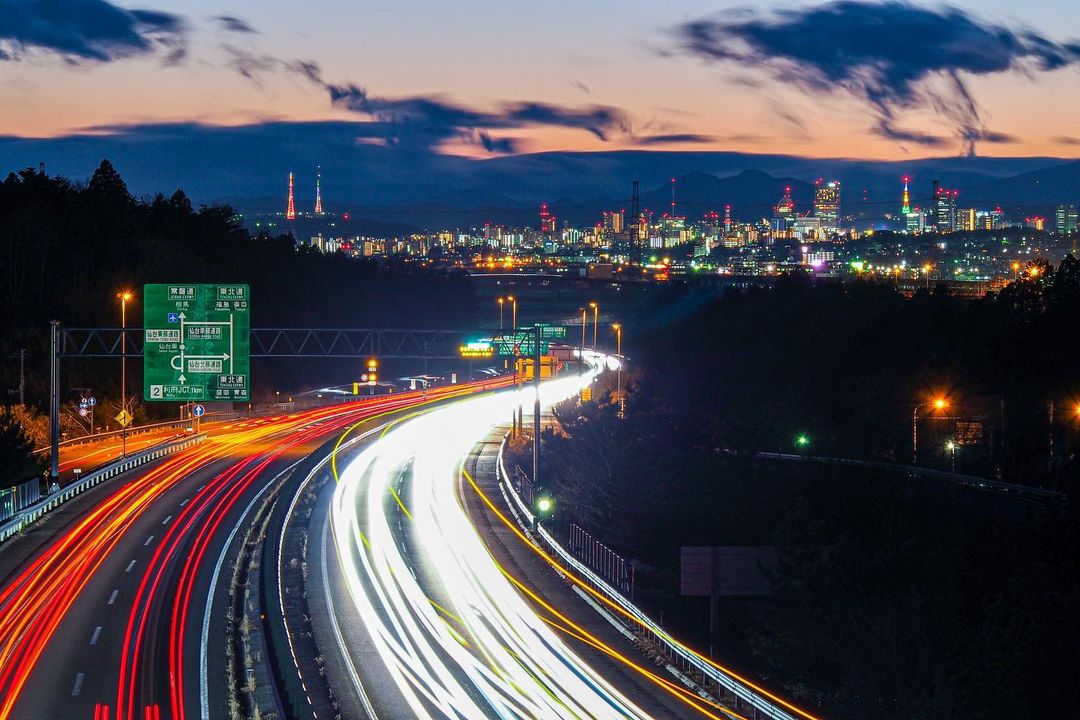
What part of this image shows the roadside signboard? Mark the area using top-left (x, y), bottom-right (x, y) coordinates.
top-left (143, 284), bottom-right (250, 402)
top-left (115, 409), bottom-right (133, 427)
top-left (192, 404), bottom-right (206, 418)
top-left (459, 340), bottom-right (495, 359)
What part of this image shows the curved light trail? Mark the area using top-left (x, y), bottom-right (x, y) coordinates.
top-left (0, 378), bottom-right (510, 720)
top-left (331, 357), bottom-right (685, 719)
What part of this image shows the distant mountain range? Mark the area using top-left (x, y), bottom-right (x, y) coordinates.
top-left (2, 121), bottom-right (1078, 229)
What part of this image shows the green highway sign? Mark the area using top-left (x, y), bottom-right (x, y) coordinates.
top-left (143, 284), bottom-right (250, 402)
top-left (538, 323), bottom-right (568, 339)
top-left (492, 332), bottom-right (549, 357)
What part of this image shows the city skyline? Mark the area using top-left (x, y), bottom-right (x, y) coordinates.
top-left (2, 0), bottom-right (1080, 161)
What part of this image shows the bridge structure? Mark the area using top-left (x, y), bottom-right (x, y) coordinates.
top-left (47, 323), bottom-right (548, 482)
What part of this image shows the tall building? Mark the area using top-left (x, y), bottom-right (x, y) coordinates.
top-left (1055, 204), bottom-right (1078, 235)
top-left (773, 185), bottom-right (796, 229)
top-left (814, 180), bottom-right (841, 225)
top-left (314, 166), bottom-right (324, 215)
top-left (602, 210), bottom-right (625, 235)
top-left (931, 181), bottom-right (958, 232)
top-left (956, 207), bottom-right (977, 232)
top-left (539, 203), bottom-right (556, 234)
top-left (901, 175), bottom-right (911, 215)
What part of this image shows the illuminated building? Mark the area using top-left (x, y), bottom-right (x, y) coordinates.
top-left (602, 210), bottom-right (624, 235)
top-left (1025, 216), bottom-right (1046, 231)
top-left (539, 203), bottom-right (556, 234)
top-left (931, 181), bottom-right (958, 231)
top-left (793, 216), bottom-right (824, 241)
top-left (901, 175), bottom-right (911, 215)
top-left (956, 207), bottom-right (977, 232)
top-left (773, 185), bottom-right (796, 230)
top-left (1055, 204), bottom-right (1078, 234)
top-left (314, 166), bottom-right (324, 215)
top-left (813, 179), bottom-right (841, 225)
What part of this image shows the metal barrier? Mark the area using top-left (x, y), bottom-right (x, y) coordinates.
top-left (0, 479), bottom-right (41, 524)
top-left (496, 435), bottom-right (802, 720)
top-left (1, 433), bottom-right (206, 545)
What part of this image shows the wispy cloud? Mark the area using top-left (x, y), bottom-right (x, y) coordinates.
top-left (0, 0), bottom-right (186, 64)
top-left (670, 1), bottom-right (1080, 156)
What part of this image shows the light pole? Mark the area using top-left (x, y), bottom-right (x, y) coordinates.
top-left (579, 307), bottom-right (587, 369)
top-left (612, 323), bottom-right (623, 417)
top-left (508, 295), bottom-right (517, 336)
top-left (913, 396), bottom-right (948, 464)
top-left (117, 290), bottom-right (133, 457)
top-left (946, 440), bottom-right (957, 473)
top-left (589, 302), bottom-right (599, 350)
top-left (497, 297), bottom-right (505, 332)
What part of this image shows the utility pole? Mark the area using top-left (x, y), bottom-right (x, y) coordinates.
top-left (13, 349), bottom-right (26, 405)
top-left (49, 321), bottom-right (60, 485)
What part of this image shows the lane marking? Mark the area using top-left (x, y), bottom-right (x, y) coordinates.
top-left (90, 626), bottom-right (102, 645)
top-left (126, 561), bottom-right (136, 573)
top-left (72, 672), bottom-right (85, 696)
top-left (108, 589), bottom-right (119, 605)
top-left (144, 535), bottom-right (154, 546)
top-left (180, 498), bottom-right (190, 507)
top-left (162, 515), bottom-right (173, 525)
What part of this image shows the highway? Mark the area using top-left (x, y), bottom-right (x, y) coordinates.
top-left (316, 356), bottom-right (752, 719)
top-left (0, 380), bottom-right (510, 720)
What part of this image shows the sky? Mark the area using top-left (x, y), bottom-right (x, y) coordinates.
top-left (2, 0), bottom-right (1080, 161)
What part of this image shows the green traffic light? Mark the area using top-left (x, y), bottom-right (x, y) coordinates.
top-left (796, 434), bottom-right (810, 447)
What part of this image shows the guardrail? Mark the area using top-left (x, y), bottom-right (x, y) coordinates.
top-left (755, 450), bottom-right (1066, 501)
top-left (33, 410), bottom-right (249, 455)
top-left (496, 435), bottom-right (803, 720)
top-left (1, 433), bottom-right (207, 545)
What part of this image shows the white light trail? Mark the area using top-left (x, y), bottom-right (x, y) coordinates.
top-left (330, 356), bottom-right (652, 719)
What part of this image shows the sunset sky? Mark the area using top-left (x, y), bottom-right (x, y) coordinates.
top-left (2, 0), bottom-right (1080, 160)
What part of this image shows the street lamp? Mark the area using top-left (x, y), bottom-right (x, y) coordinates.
top-left (507, 295), bottom-right (517, 336)
top-left (497, 297), bottom-right (505, 332)
top-left (913, 396), bottom-right (949, 464)
top-left (117, 290), bottom-right (134, 457)
top-left (579, 307), bottom-right (587, 368)
top-left (945, 439), bottom-right (957, 472)
top-left (589, 302), bottom-right (599, 350)
top-left (612, 323), bottom-right (623, 417)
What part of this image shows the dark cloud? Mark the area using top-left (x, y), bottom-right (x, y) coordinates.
top-left (0, 0), bottom-right (186, 64)
top-left (1053, 136), bottom-right (1080, 146)
top-left (633, 133), bottom-right (716, 146)
top-left (323, 81), bottom-right (630, 151)
top-left (672, 1), bottom-right (1080, 156)
top-left (214, 15), bottom-right (258, 34)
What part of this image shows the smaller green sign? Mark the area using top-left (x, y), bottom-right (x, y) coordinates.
top-left (538, 324), bottom-right (568, 339)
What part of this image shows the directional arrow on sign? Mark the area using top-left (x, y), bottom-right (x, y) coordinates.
top-left (178, 374), bottom-right (187, 385)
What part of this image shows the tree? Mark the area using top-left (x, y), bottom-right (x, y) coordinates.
top-left (0, 408), bottom-right (46, 485)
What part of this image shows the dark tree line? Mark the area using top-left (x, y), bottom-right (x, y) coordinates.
top-left (529, 266), bottom-right (1080, 719)
top-left (0, 161), bottom-right (478, 481)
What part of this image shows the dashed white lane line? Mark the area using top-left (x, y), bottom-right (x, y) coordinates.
top-left (90, 627), bottom-right (102, 645)
top-left (144, 535), bottom-right (154, 546)
top-left (71, 673), bottom-right (85, 696)
top-left (180, 498), bottom-right (190, 507)
top-left (126, 561), bottom-right (136, 573)
top-left (162, 515), bottom-right (173, 525)
top-left (108, 589), bottom-right (119, 605)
